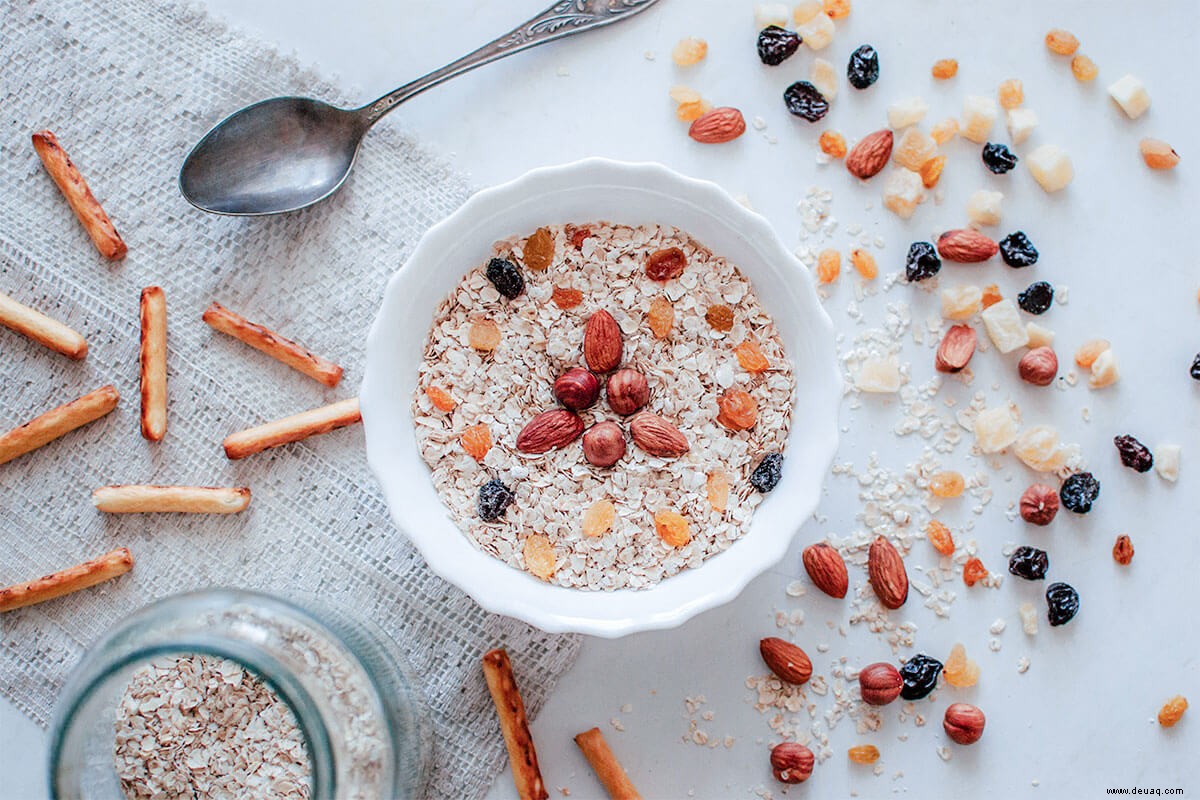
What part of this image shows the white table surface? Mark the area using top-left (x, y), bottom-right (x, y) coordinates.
top-left (5, 0), bottom-right (1198, 797)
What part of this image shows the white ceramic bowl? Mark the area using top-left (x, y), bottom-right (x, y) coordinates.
top-left (361, 159), bottom-right (840, 638)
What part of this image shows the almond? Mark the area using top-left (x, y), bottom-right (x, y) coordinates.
top-left (867, 535), bottom-right (909, 609)
top-left (515, 409), bottom-right (584, 454)
top-left (801, 543), bottom-right (848, 598)
top-left (629, 413), bottom-right (689, 458)
top-left (688, 107), bottom-right (747, 144)
top-left (845, 129), bottom-right (894, 180)
top-left (759, 637), bottom-right (812, 685)
top-left (935, 324), bottom-right (977, 373)
top-left (583, 310), bottom-right (622, 373)
top-left (936, 228), bottom-right (999, 262)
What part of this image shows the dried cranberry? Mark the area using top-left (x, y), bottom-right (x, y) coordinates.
top-left (477, 479), bottom-right (514, 521)
top-left (1008, 546), bottom-right (1049, 580)
top-left (1018, 281), bottom-right (1054, 314)
top-left (982, 143), bottom-right (1019, 174)
top-left (750, 453), bottom-right (784, 493)
top-left (905, 241), bottom-right (942, 282)
top-left (485, 258), bottom-right (524, 299)
top-left (999, 231), bottom-right (1039, 267)
top-left (783, 81), bottom-right (830, 122)
top-left (757, 26), bottom-right (801, 65)
top-left (1046, 582), bottom-right (1080, 626)
top-left (898, 654), bottom-right (943, 700)
top-left (1113, 435), bottom-right (1154, 473)
top-left (847, 44), bottom-right (880, 90)
top-left (1060, 472), bottom-right (1100, 514)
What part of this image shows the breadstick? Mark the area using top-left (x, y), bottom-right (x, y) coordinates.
top-left (482, 648), bottom-right (548, 800)
top-left (0, 547), bottom-right (133, 613)
top-left (139, 286), bottom-right (167, 441)
top-left (0, 290), bottom-right (88, 359)
top-left (202, 302), bottom-right (343, 387)
top-left (92, 485), bottom-right (250, 514)
top-left (31, 130), bottom-right (126, 260)
top-left (574, 728), bottom-right (641, 800)
top-left (222, 397), bottom-right (360, 460)
top-left (0, 385), bottom-right (119, 466)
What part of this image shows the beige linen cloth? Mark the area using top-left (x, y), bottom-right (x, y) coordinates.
top-left (0, 2), bottom-right (581, 796)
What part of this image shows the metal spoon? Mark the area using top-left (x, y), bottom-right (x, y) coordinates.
top-left (180, 0), bottom-right (661, 216)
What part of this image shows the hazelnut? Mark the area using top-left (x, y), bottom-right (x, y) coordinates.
top-left (1018, 346), bottom-right (1058, 386)
top-left (769, 741), bottom-right (814, 784)
top-left (1019, 483), bottom-right (1059, 525)
top-left (581, 421), bottom-right (626, 467)
top-left (553, 367), bottom-right (600, 410)
top-left (857, 662), bottom-right (903, 706)
top-left (943, 702), bottom-right (986, 745)
top-left (606, 369), bottom-right (650, 415)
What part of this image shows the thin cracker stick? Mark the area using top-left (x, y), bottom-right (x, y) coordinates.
top-left (93, 485), bottom-right (250, 514)
top-left (0, 290), bottom-right (88, 359)
top-left (482, 648), bottom-right (548, 800)
top-left (139, 286), bottom-right (168, 441)
top-left (31, 130), bottom-right (126, 260)
top-left (202, 302), bottom-right (343, 387)
top-left (0, 385), bottom-right (119, 466)
top-left (222, 397), bottom-right (360, 460)
top-left (0, 547), bottom-right (133, 613)
top-left (574, 728), bottom-right (642, 800)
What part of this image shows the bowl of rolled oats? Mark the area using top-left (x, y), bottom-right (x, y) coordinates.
top-left (361, 159), bottom-right (840, 636)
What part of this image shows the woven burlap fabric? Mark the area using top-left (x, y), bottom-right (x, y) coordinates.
top-left (0, 1), bottom-right (581, 796)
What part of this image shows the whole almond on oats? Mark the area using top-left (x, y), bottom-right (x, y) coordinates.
top-left (936, 229), bottom-right (999, 262)
top-left (802, 543), bottom-right (848, 598)
top-left (688, 107), bottom-right (747, 144)
top-left (935, 324), bottom-right (977, 373)
top-left (1019, 346), bottom-right (1058, 386)
top-left (583, 310), bottom-right (622, 373)
top-left (759, 637), bottom-right (813, 685)
top-left (867, 535), bottom-right (908, 609)
top-left (629, 413), bottom-right (690, 457)
top-left (858, 662), bottom-right (903, 706)
top-left (845, 129), bottom-right (894, 180)
top-left (515, 409), bottom-right (584, 454)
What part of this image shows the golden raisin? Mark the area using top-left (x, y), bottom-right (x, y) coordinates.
top-left (1045, 29), bottom-right (1079, 56)
top-left (1112, 534), bottom-right (1134, 565)
top-left (647, 296), bottom-right (675, 339)
top-left (819, 130), bottom-right (847, 159)
top-left (654, 510), bottom-right (691, 547)
top-left (523, 227), bottom-right (554, 271)
top-left (551, 286), bottom-right (583, 310)
top-left (706, 471), bottom-right (730, 513)
top-left (1071, 54), bottom-right (1098, 81)
top-left (669, 84), bottom-right (702, 104)
top-left (1158, 695), bottom-right (1189, 728)
top-left (981, 284), bottom-right (1002, 308)
top-left (716, 388), bottom-right (757, 431)
top-left (925, 520), bottom-right (955, 557)
top-left (1074, 339), bottom-right (1110, 368)
top-left (468, 319), bottom-right (501, 352)
top-left (676, 100), bottom-right (712, 122)
top-left (919, 155), bottom-right (945, 188)
top-left (645, 247), bottom-right (687, 281)
top-left (460, 424), bottom-right (493, 461)
top-left (523, 534), bottom-right (556, 580)
top-left (816, 249), bottom-right (841, 284)
top-left (963, 557), bottom-right (987, 587)
top-left (671, 37), bottom-right (708, 67)
top-left (931, 59), bottom-right (958, 80)
top-left (734, 340), bottom-right (771, 373)
top-left (582, 499), bottom-right (616, 538)
top-left (849, 248), bottom-right (878, 281)
top-left (998, 78), bottom-right (1024, 109)
top-left (425, 385), bottom-right (456, 412)
top-left (943, 642), bottom-right (981, 688)
top-left (705, 304), bottom-right (735, 332)
top-left (847, 745), bottom-right (879, 765)
top-left (929, 470), bottom-right (965, 498)
top-left (823, 0), bottom-right (850, 19)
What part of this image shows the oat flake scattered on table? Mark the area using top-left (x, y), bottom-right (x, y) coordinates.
top-left (413, 222), bottom-right (795, 590)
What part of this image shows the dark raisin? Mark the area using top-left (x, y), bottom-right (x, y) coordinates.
top-left (485, 258), bottom-right (524, 299)
top-left (847, 44), bottom-right (880, 90)
top-left (905, 241), bottom-right (942, 282)
top-left (757, 26), bottom-right (801, 65)
top-left (1008, 546), bottom-right (1049, 580)
top-left (898, 654), bottom-right (943, 700)
top-left (477, 479), bottom-right (515, 521)
top-left (1059, 472), bottom-right (1100, 514)
top-left (783, 81), bottom-right (830, 122)
top-left (999, 231), bottom-right (1039, 267)
top-left (1018, 281), bottom-right (1054, 314)
top-left (750, 453), bottom-right (784, 493)
top-left (1113, 435), bottom-right (1154, 473)
top-left (982, 142), bottom-right (1019, 174)
top-left (1046, 582), bottom-right (1080, 626)
top-left (1191, 353), bottom-right (1200, 380)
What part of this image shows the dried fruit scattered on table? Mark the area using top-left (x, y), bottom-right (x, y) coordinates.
top-left (893, 127), bottom-right (937, 171)
top-left (468, 319), bottom-right (501, 352)
top-left (966, 188), bottom-right (1004, 226)
top-left (929, 470), bottom-right (965, 498)
top-left (1192, 353), bottom-right (1200, 380)
top-left (795, 9), bottom-right (834, 49)
top-left (516, 409), bottom-right (584, 454)
top-left (1071, 54), bottom-right (1098, 81)
top-left (981, 284), bottom-right (1002, 308)
top-left (855, 357), bottom-right (901, 392)
top-left (425, 385), bottom-right (456, 412)
top-left (1015, 425), bottom-right (1070, 473)
top-left (1026, 321), bottom-right (1054, 347)
top-left (461, 424), bottom-right (493, 461)
top-left (676, 100), bottom-right (712, 122)
top-left (770, 742), bottom-right (814, 784)
top-left (1112, 534), bottom-right (1134, 565)
top-left (478, 479), bottom-right (514, 522)
top-left (943, 643), bottom-right (980, 688)
top-left (1089, 348), bottom-right (1120, 389)
top-left (689, 107), bottom-right (747, 144)
top-left (899, 654), bottom-right (943, 700)
top-left (931, 117), bottom-right (959, 145)
top-left (717, 388), bottom-right (758, 431)
top-left (926, 520), bottom-right (955, 556)
top-left (523, 534), bottom-right (556, 579)
top-left (1158, 696), bottom-right (1189, 728)
top-left (783, 81), bottom-right (830, 122)
top-left (858, 662), bottom-right (903, 706)
top-left (961, 95), bottom-right (998, 143)
top-left (937, 228), bottom-right (998, 262)
top-left (582, 421), bottom-right (627, 467)
top-left (810, 58), bottom-right (838, 100)
top-left (962, 557), bottom-right (988, 587)
top-left (705, 304), bottom-right (735, 331)
top-left (630, 413), bottom-right (690, 457)
top-left (1114, 434), bottom-right (1154, 473)
top-left (645, 246), bottom-right (687, 281)
top-left (1019, 346), bottom-right (1058, 386)
top-left (1060, 472), bottom-right (1100, 513)
top-left (554, 367), bottom-right (600, 410)
top-left (1020, 484), bottom-right (1059, 525)
top-left (920, 155), bottom-right (945, 188)
top-left (849, 248), bottom-right (878, 280)
top-left (760, 637), bottom-right (813, 684)
top-left (754, 4), bottom-right (789, 29)
top-left (974, 406), bottom-right (1019, 451)
top-left (654, 509), bottom-right (691, 547)
top-left (1018, 281), bottom-right (1054, 314)
top-left (847, 745), bottom-right (879, 765)
top-left (944, 703), bottom-right (986, 745)
top-left (734, 340), bottom-right (771, 373)
top-left (1140, 138), bottom-right (1180, 170)
top-left (757, 25), bottom-right (801, 65)
top-left (823, 0), bottom-right (850, 19)
top-left (647, 296), bottom-right (674, 339)
top-left (606, 369), bottom-right (650, 415)
top-left (522, 227), bottom-right (554, 271)
top-left (1027, 144), bottom-right (1074, 192)
top-left (1046, 581), bottom-right (1080, 626)
top-left (671, 36), bottom-right (708, 66)
top-left (998, 78), bottom-right (1024, 109)
top-left (982, 142), bottom-right (1019, 174)
top-left (887, 96), bottom-right (930, 130)
top-left (1020, 602), bottom-right (1039, 635)
top-left (486, 257), bottom-right (525, 299)
top-left (1045, 28), bottom-right (1079, 55)
top-left (816, 249), bottom-right (841, 284)
top-left (706, 470), bottom-right (729, 512)
top-left (905, 241), bottom-right (942, 282)
top-left (583, 309), bottom-right (623, 373)
top-left (935, 325), bottom-right (976, 373)
top-left (868, 535), bottom-right (908, 609)
top-left (802, 542), bottom-right (849, 598)
top-left (847, 44), bottom-right (880, 90)
top-left (845, 129), bottom-right (893, 180)
top-left (750, 453), bottom-right (784, 493)
top-left (931, 58), bottom-right (958, 80)
top-left (1075, 339), bottom-right (1110, 368)
top-left (551, 286), bottom-right (583, 309)
top-left (669, 84), bottom-right (702, 104)
top-left (582, 498), bottom-right (616, 538)
top-left (819, 130), bottom-right (847, 158)
top-left (999, 231), bottom-right (1038, 267)
top-left (1009, 546), bottom-right (1049, 580)
top-left (1109, 74), bottom-right (1151, 119)
top-left (1007, 107), bottom-right (1039, 144)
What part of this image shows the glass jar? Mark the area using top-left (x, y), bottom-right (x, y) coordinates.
top-left (49, 589), bottom-right (430, 799)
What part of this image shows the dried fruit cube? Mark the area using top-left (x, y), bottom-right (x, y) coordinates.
top-left (706, 470), bottom-right (730, 512)
top-left (647, 296), bottom-right (674, 339)
top-left (998, 78), bottom-right (1024, 109)
top-left (1140, 138), bottom-right (1180, 170)
top-left (962, 557), bottom-right (988, 587)
top-left (523, 227), bottom-right (554, 271)
top-left (582, 499), bottom-right (616, 537)
top-left (816, 249), bottom-right (841, 284)
top-left (1027, 145), bottom-right (1073, 192)
top-left (706, 304), bottom-right (735, 331)
top-left (974, 406), bottom-right (1018, 453)
top-left (847, 745), bottom-right (879, 764)
top-left (981, 284), bottom-right (1002, 309)
top-left (940, 284), bottom-right (982, 320)
top-left (1071, 54), bottom-right (1098, 81)
top-left (819, 130), bottom-right (847, 158)
top-left (1026, 321), bottom-right (1054, 347)
top-left (893, 127), bottom-right (937, 171)
top-left (882, 168), bottom-right (926, 219)
top-left (468, 319), bottom-right (501, 352)
top-left (966, 189), bottom-right (1004, 226)
top-left (1074, 339), bottom-right (1110, 368)
top-left (716, 388), bottom-right (758, 430)
top-left (795, 10), bottom-right (834, 50)
top-left (1088, 348), bottom-right (1120, 388)
top-left (461, 424), bottom-right (493, 460)
top-left (734, 340), bottom-right (771, 373)
top-left (925, 520), bottom-right (955, 556)
top-left (823, 0), bottom-right (850, 19)
top-left (931, 117), bottom-right (959, 145)
top-left (1045, 29), bottom-right (1079, 56)
top-left (929, 470), bottom-right (965, 498)
top-left (855, 357), bottom-right (901, 393)
top-left (754, 3), bottom-right (790, 29)
top-left (1158, 695), bottom-right (1188, 728)
top-left (943, 643), bottom-right (980, 687)
top-left (792, 0), bottom-right (822, 23)
top-left (671, 37), bottom-right (708, 66)
top-left (810, 58), bottom-right (839, 101)
top-left (1014, 425), bottom-right (1069, 473)
top-left (551, 286), bottom-right (583, 309)
top-left (919, 155), bottom-right (945, 188)
top-left (676, 100), bottom-right (713, 122)
top-left (425, 385), bottom-right (457, 412)
top-left (887, 97), bottom-right (929, 130)
top-left (1155, 444), bottom-right (1181, 482)
top-left (1019, 602), bottom-right (1039, 634)
top-left (669, 84), bottom-right (702, 104)
top-left (1006, 108), bottom-right (1039, 145)
top-left (654, 510), bottom-right (691, 547)
top-left (961, 95), bottom-right (997, 144)
top-left (523, 534), bottom-right (556, 579)
top-left (1108, 74), bottom-right (1150, 119)
top-left (931, 59), bottom-right (958, 80)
